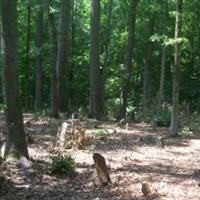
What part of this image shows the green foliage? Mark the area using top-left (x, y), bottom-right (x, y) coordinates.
top-left (189, 121), bottom-right (200, 133)
top-left (152, 112), bottom-right (171, 127)
top-left (76, 107), bottom-right (88, 120)
top-left (150, 33), bottom-right (168, 43)
top-left (0, 175), bottom-right (6, 185)
top-left (179, 126), bottom-right (193, 138)
top-left (47, 154), bottom-right (75, 177)
top-left (164, 37), bottom-right (189, 48)
top-left (144, 105), bottom-right (171, 127)
top-left (0, 103), bottom-right (5, 111)
top-left (95, 129), bottom-right (110, 137)
top-left (0, 175), bottom-right (8, 195)
top-left (0, 0), bottom-right (200, 121)
top-left (180, 113), bottom-right (200, 135)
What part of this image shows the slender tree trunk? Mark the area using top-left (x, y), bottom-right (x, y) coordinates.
top-left (102, 0), bottom-right (113, 99)
top-left (68, 0), bottom-right (77, 112)
top-left (157, 0), bottom-right (168, 112)
top-left (0, 16), bottom-right (3, 103)
top-left (193, 12), bottom-right (200, 71)
top-left (143, 16), bottom-right (155, 113)
top-left (48, 4), bottom-right (58, 118)
top-left (57, 0), bottom-right (71, 113)
top-left (104, 0), bottom-right (113, 68)
top-left (35, 1), bottom-right (44, 110)
top-left (24, 4), bottom-right (31, 110)
top-left (1, 0), bottom-right (29, 159)
top-left (169, 0), bottom-right (183, 136)
top-left (89, 0), bottom-right (104, 119)
top-left (143, 59), bottom-right (149, 113)
top-left (117, 0), bottom-right (138, 120)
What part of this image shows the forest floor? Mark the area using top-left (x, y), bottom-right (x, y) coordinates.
top-left (0, 113), bottom-right (200, 200)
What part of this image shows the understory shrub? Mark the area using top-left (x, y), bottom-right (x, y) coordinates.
top-left (0, 175), bottom-right (8, 195)
top-left (144, 105), bottom-right (171, 127)
top-left (179, 126), bottom-right (193, 138)
top-left (95, 129), bottom-right (110, 137)
top-left (47, 154), bottom-right (75, 177)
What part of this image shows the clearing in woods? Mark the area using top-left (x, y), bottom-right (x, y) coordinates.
top-left (0, 114), bottom-right (200, 200)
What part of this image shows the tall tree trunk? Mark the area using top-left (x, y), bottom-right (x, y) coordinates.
top-left (1, 0), bottom-right (29, 158)
top-left (57, 0), bottom-right (71, 113)
top-left (0, 15), bottom-right (3, 103)
top-left (102, 0), bottom-right (113, 98)
top-left (193, 10), bottom-right (200, 72)
top-left (24, 4), bottom-right (31, 110)
top-left (89, 0), bottom-right (104, 119)
top-left (103, 0), bottom-right (113, 68)
top-left (169, 0), bottom-right (183, 136)
top-left (143, 16), bottom-right (155, 113)
top-left (143, 15), bottom-right (155, 113)
top-left (48, 4), bottom-right (58, 118)
top-left (117, 0), bottom-right (138, 120)
top-left (68, 0), bottom-right (77, 112)
top-left (157, 0), bottom-right (168, 113)
top-left (35, 1), bottom-right (44, 110)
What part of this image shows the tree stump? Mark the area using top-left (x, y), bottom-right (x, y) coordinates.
top-left (57, 122), bottom-right (69, 148)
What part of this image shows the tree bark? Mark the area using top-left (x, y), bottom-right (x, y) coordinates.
top-left (143, 15), bottom-right (155, 113)
top-left (24, 4), bottom-right (31, 110)
top-left (102, 0), bottom-right (113, 99)
top-left (157, 0), bottom-right (168, 113)
top-left (89, 0), bottom-right (104, 119)
top-left (57, 0), bottom-right (71, 113)
top-left (0, 15), bottom-right (3, 103)
top-left (68, 0), bottom-right (77, 112)
top-left (48, 3), bottom-right (58, 118)
top-left (117, 0), bottom-right (138, 120)
top-left (169, 0), bottom-right (183, 136)
top-left (1, 0), bottom-right (29, 159)
top-left (104, 0), bottom-right (113, 68)
top-left (35, 1), bottom-right (44, 110)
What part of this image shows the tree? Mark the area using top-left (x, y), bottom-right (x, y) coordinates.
top-left (1, 0), bottom-right (28, 158)
top-left (102, 0), bottom-right (113, 98)
top-left (157, 0), bottom-right (168, 113)
top-left (24, 3), bottom-right (31, 110)
top-left (69, 0), bottom-right (77, 112)
top-left (57, 0), bottom-right (71, 113)
top-left (89, 0), bottom-right (104, 119)
top-left (48, 1), bottom-right (58, 117)
top-left (0, 10), bottom-right (3, 103)
top-left (169, 0), bottom-right (183, 136)
top-left (143, 15), bottom-right (155, 113)
top-left (117, 0), bottom-right (138, 120)
top-left (35, 0), bottom-right (44, 110)
top-left (0, 0), bottom-right (199, 126)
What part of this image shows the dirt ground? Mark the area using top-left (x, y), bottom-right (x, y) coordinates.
top-left (0, 113), bottom-right (200, 200)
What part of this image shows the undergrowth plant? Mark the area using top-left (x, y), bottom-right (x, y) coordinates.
top-left (0, 175), bottom-right (8, 195)
top-left (95, 129), bottom-right (110, 139)
top-left (179, 126), bottom-right (193, 138)
top-left (180, 113), bottom-right (200, 137)
top-left (47, 154), bottom-right (75, 177)
top-left (144, 105), bottom-right (171, 127)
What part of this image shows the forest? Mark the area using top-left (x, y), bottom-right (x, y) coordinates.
top-left (0, 0), bottom-right (200, 199)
